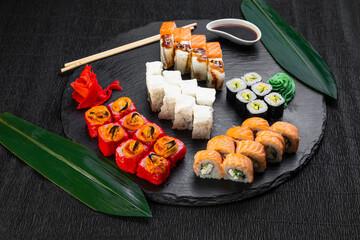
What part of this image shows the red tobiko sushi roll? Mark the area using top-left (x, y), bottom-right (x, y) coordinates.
top-left (136, 152), bottom-right (171, 185)
top-left (133, 123), bottom-right (165, 148)
top-left (108, 97), bottom-right (136, 122)
top-left (119, 112), bottom-right (149, 137)
top-left (115, 139), bottom-right (149, 174)
top-left (153, 136), bottom-right (186, 168)
top-left (85, 105), bottom-right (112, 138)
top-left (98, 123), bottom-right (128, 156)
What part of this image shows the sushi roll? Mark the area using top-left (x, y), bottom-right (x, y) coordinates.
top-left (174, 28), bottom-right (191, 74)
top-left (190, 35), bottom-right (207, 81)
top-left (158, 84), bottom-right (182, 120)
top-left (98, 123), bottom-right (129, 156)
top-left (116, 139), bottom-right (150, 174)
top-left (255, 130), bottom-right (285, 163)
top-left (153, 136), bottom-right (186, 168)
top-left (173, 94), bottom-right (196, 130)
top-left (160, 22), bottom-right (177, 69)
top-left (244, 72), bottom-right (262, 87)
top-left (206, 42), bottom-right (225, 90)
top-left (236, 140), bottom-right (266, 173)
top-left (195, 87), bottom-right (216, 106)
top-left (264, 92), bottom-right (285, 119)
top-left (146, 74), bottom-right (166, 112)
top-left (236, 89), bottom-right (257, 114)
top-left (270, 121), bottom-right (300, 153)
top-left (246, 100), bottom-right (268, 118)
top-left (179, 79), bottom-right (198, 97)
top-left (207, 135), bottom-right (235, 158)
top-left (162, 70), bottom-right (182, 85)
top-left (136, 152), bottom-right (171, 185)
top-left (222, 153), bottom-right (254, 183)
top-left (192, 105), bottom-right (214, 139)
top-left (85, 105), bottom-right (112, 138)
top-left (242, 117), bottom-right (270, 134)
top-left (226, 126), bottom-right (254, 141)
top-left (119, 112), bottom-right (149, 137)
top-left (108, 97), bottom-right (136, 122)
top-left (251, 82), bottom-right (272, 99)
top-left (193, 150), bottom-right (224, 179)
top-left (146, 61), bottom-right (163, 75)
top-left (133, 123), bottom-right (165, 148)
top-left (226, 78), bottom-right (247, 103)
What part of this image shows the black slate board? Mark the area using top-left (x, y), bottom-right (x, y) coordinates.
top-left (61, 20), bottom-right (326, 206)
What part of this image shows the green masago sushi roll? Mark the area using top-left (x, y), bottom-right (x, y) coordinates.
top-left (226, 78), bottom-right (246, 103)
top-left (246, 100), bottom-right (268, 118)
top-left (236, 89), bottom-right (257, 115)
top-left (251, 82), bottom-right (272, 99)
top-left (264, 92), bottom-right (285, 119)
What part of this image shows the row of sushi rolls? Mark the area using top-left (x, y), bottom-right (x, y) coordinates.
top-left (82, 21), bottom-right (299, 185)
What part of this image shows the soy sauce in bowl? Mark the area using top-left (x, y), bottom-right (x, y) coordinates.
top-left (212, 24), bottom-right (258, 41)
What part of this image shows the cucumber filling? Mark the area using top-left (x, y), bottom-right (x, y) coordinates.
top-left (200, 163), bottom-right (214, 175)
top-left (228, 169), bottom-right (246, 180)
top-left (266, 147), bottom-right (277, 160)
top-left (284, 137), bottom-right (291, 149)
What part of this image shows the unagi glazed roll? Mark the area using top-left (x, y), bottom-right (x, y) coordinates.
top-left (174, 28), bottom-right (191, 74)
top-left (206, 42), bottom-right (225, 90)
top-left (270, 121), bottom-right (300, 153)
top-left (222, 153), bottom-right (253, 183)
top-left (193, 150), bottom-right (224, 179)
top-left (160, 22), bottom-right (177, 69)
top-left (236, 140), bottom-right (266, 173)
top-left (255, 131), bottom-right (285, 163)
top-left (191, 35), bottom-right (207, 81)
top-left (241, 117), bottom-right (269, 134)
top-left (207, 135), bottom-right (235, 157)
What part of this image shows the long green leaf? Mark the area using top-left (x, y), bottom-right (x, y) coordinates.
top-left (0, 113), bottom-right (151, 217)
top-left (241, 0), bottom-right (337, 99)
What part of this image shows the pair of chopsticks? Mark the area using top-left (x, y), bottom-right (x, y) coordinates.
top-left (61, 22), bottom-right (198, 73)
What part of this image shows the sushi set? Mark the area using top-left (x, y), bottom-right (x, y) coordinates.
top-left (61, 20), bottom-right (326, 205)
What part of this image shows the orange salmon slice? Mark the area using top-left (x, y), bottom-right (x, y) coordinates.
top-left (174, 28), bottom-right (191, 42)
top-left (191, 35), bottom-right (206, 48)
top-left (206, 42), bottom-right (222, 58)
top-left (160, 22), bottom-right (176, 35)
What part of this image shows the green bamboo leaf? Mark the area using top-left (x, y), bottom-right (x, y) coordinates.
top-left (0, 112), bottom-right (151, 217)
top-left (241, 0), bottom-right (337, 99)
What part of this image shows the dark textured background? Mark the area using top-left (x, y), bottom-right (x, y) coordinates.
top-left (0, 0), bottom-right (359, 239)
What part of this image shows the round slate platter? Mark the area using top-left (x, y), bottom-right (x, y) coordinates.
top-left (61, 20), bottom-right (326, 206)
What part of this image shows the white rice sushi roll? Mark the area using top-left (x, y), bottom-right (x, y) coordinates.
top-left (190, 35), bottom-right (207, 81)
top-left (222, 153), bottom-right (254, 183)
top-left (244, 72), bottom-right (262, 86)
top-left (179, 79), bottom-right (198, 97)
top-left (236, 89), bottom-right (257, 114)
top-left (206, 42), bottom-right (225, 90)
top-left (246, 100), bottom-right (268, 118)
top-left (174, 28), bottom-right (191, 74)
top-left (162, 70), bottom-right (182, 85)
top-left (195, 87), bottom-right (216, 106)
top-left (146, 74), bottom-right (166, 112)
top-left (226, 77), bottom-right (247, 103)
top-left (193, 150), bottom-right (224, 179)
top-left (192, 105), bottom-right (214, 139)
top-left (160, 22), bottom-right (177, 69)
top-left (158, 84), bottom-right (182, 120)
top-left (251, 82), bottom-right (272, 99)
top-left (146, 61), bottom-right (163, 75)
top-left (173, 94), bottom-right (195, 130)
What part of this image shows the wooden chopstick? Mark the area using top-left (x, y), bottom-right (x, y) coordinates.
top-left (61, 23), bottom-right (197, 73)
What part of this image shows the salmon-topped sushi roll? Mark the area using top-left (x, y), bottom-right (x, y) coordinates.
top-left (270, 121), bottom-right (300, 153)
top-left (160, 22), bottom-right (177, 69)
top-left (222, 153), bottom-right (254, 183)
top-left (241, 117), bottom-right (269, 134)
top-left (207, 135), bottom-right (235, 157)
top-left (226, 126), bottom-right (254, 141)
top-left (174, 28), bottom-right (191, 74)
top-left (206, 42), bottom-right (225, 90)
top-left (193, 150), bottom-right (224, 179)
top-left (191, 35), bottom-right (207, 81)
top-left (236, 140), bottom-right (266, 172)
top-left (255, 131), bottom-right (285, 163)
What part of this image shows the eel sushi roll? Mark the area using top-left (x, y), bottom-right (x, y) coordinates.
top-left (193, 150), bottom-right (224, 179)
top-left (264, 92), bottom-right (285, 119)
top-left (244, 72), bottom-right (262, 87)
top-left (136, 152), bottom-right (171, 185)
top-left (153, 136), bottom-right (186, 168)
top-left (195, 87), bottom-right (216, 107)
top-left (207, 135), bottom-right (235, 158)
top-left (206, 42), bottom-right (225, 90)
top-left (98, 123), bottom-right (129, 156)
top-left (179, 79), bottom-right (198, 97)
top-left (235, 89), bottom-right (257, 115)
top-left (255, 130), bottom-right (285, 163)
top-left (226, 78), bottom-right (246, 103)
top-left (146, 74), bottom-right (166, 112)
top-left (115, 139), bottom-right (149, 174)
top-left (192, 105), bottom-right (214, 139)
top-left (173, 94), bottom-right (196, 130)
top-left (160, 22), bottom-right (177, 69)
top-left (85, 105), bottom-right (112, 138)
top-left (190, 35), bottom-right (207, 81)
top-left (270, 121), bottom-right (300, 153)
top-left (146, 61), bottom-right (163, 75)
top-left (133, 123), bottom-right (165, 148)
top-left (174, 28), bottom-right (191, 74)
top-left (158, 84), bottom-right (182, 120)
top-left (226, 126), bottom-right (254, 141)
top-left (241, 117), bottom-right (270, 134)
top-left (222, 153), bottom-right (254, 183)
top-left (236, 140), bottom-right (266, 173)
top-left (251, 82), bottom-right (272, 99)
top-left (246, 100), bottom-right (268, 118)
top-left (119, 112), bottom-right (149, 137)
top-left (108, 97), bottom-right (136, 122)
top-left (162, 70), bottom-right (182, 85)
